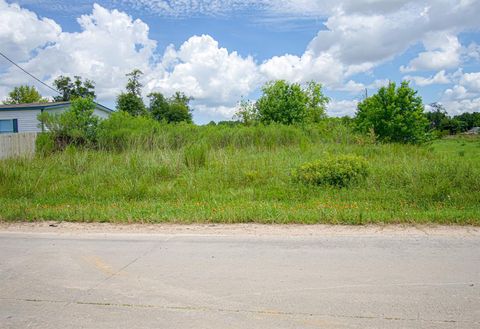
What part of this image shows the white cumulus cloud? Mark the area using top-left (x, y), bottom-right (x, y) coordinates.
top-left (0, 1), bottom-right (61, 62)
top-left (403, 70), bottom-right (450, 86)
top-left (146, 35), bottom-right (259, 106)
top-left (327, 99), bottom-right (359, 117)
top-left (441, 71), bottom-right (480, 114)
top-left (400, 34), bottom-right (462, 72)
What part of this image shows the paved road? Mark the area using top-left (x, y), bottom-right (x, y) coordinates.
top-left (1, 228), bottom-right (479, 328)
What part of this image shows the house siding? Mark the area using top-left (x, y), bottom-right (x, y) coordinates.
top-left (0, 109), bottom-right (43, 133)
top-left (0, 105), bottom-right (112, 133)
top-left (93, 108), bottom-right (110, 119)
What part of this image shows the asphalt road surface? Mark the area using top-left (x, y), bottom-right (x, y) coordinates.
top-left (1, 224), bottom-right (479, 328)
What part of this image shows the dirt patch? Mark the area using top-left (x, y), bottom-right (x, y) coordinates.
top-left (1, 221), bottom-right (479, 237)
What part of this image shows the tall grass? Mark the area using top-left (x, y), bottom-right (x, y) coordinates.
top-left (183, 143), bottom-right (208, 169)
top-left (94, 111), bottom-right (357, 151)
top-left (1, 129), bottom-right (479, 224)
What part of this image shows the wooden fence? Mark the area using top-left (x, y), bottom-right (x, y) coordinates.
top-left (0, 132), bottom-right (38, 160)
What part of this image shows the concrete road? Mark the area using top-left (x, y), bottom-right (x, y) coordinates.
top-left (0, 226), bottom-right (479, 328)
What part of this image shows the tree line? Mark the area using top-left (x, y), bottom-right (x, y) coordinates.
top-left (2, 69), bottom-right (479, 145)
top-left (3, 71), bottom-right (193, 124)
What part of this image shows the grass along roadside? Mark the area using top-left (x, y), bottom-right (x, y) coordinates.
top-left (1, 134), bottom-right (479, 224)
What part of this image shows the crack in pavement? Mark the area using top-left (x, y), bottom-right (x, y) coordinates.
top-left (1, 297), bottom-right (477, 325)
top-left (63, 236), bottom-right (173, 307)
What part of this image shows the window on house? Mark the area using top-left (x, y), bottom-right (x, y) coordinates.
top-left (0, 119), bottom-right (18, 134)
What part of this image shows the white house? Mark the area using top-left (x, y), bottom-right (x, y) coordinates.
top-left (0, 101), bottom-right (114, 134)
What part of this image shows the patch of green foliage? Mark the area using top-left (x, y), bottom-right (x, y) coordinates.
top-left (355, 81), bottom-right (429, 144)
top-left (426, 102), bottom-right (480, 135)
top-left (236, 80), bottom-right (329, 125)
top-left (116, 69), bottom-right (147, 116)
top-left (37, 97), bottom-right (99, 150)
top-left (2, 85), bottom-right (48, 104)
top-left (53, 76), bottom-right (96, 101)
top-left (294, 155), bottom-right (369, 187)
top-left (94, 111), bottom-right (352, 151)
top-left (148, 91), bottom-right (193, 123)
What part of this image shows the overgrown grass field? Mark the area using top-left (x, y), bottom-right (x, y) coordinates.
top-left (1, 123), bottom-right (479, 224)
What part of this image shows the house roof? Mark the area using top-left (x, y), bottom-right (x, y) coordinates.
top-left (0, 101), bottom-right (114, 113)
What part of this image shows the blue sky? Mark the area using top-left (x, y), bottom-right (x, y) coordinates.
top-left (1, 0), bottom-right (479, 124)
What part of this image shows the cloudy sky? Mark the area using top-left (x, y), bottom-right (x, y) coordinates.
top-left (1, 0), bottom-right (479, 123)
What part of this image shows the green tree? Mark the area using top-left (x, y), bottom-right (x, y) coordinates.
top-left (3, 85), bottom-right (48, 104)
top-left (116, 69), bottom-right (146, 116)
top-left (355, 81), bottom-right (429, 143)
top-left (53, 76), bottom-right (96, 101)
top-left (125, 69), bottom-right (143, 96)
top-left (256, 80), bottom-right (328, 125)
top-left (148, 91), bottom-right (193, 123)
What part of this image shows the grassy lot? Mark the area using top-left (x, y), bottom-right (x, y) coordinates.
top-left (1, 128), bottom-right (479, 224)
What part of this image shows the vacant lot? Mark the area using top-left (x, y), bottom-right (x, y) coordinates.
top-left (0, 126), bottom-right (479, 224)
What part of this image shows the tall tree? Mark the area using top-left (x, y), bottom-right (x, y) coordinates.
top-left (52, 76), bottom-right (96, 101)
top-left (116, 69), bottom-right (146, 116)
top-left (3, 85), bottom-right (48, 104)
top-left (355, 81), bottom-right (429, 143)
top-left (125, 69), bottom-right (143, 96)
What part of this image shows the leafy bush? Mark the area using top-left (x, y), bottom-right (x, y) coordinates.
top-left (37, 97), bottom-right (99, 149)
top-left (294, 155), bottom-right (369, 187)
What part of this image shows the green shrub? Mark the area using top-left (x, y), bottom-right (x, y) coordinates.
top-left (183, 143), bottom-right (208, 169)
top-left (37, 97), bottom-right (99, 149)
top-left (294, 155), bottom-right (369, 187)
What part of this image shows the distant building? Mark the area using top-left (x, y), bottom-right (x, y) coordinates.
top-left (466, 127), bottom-right (480, 135)
top-left (0, 101), bottom-right (113, 134)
